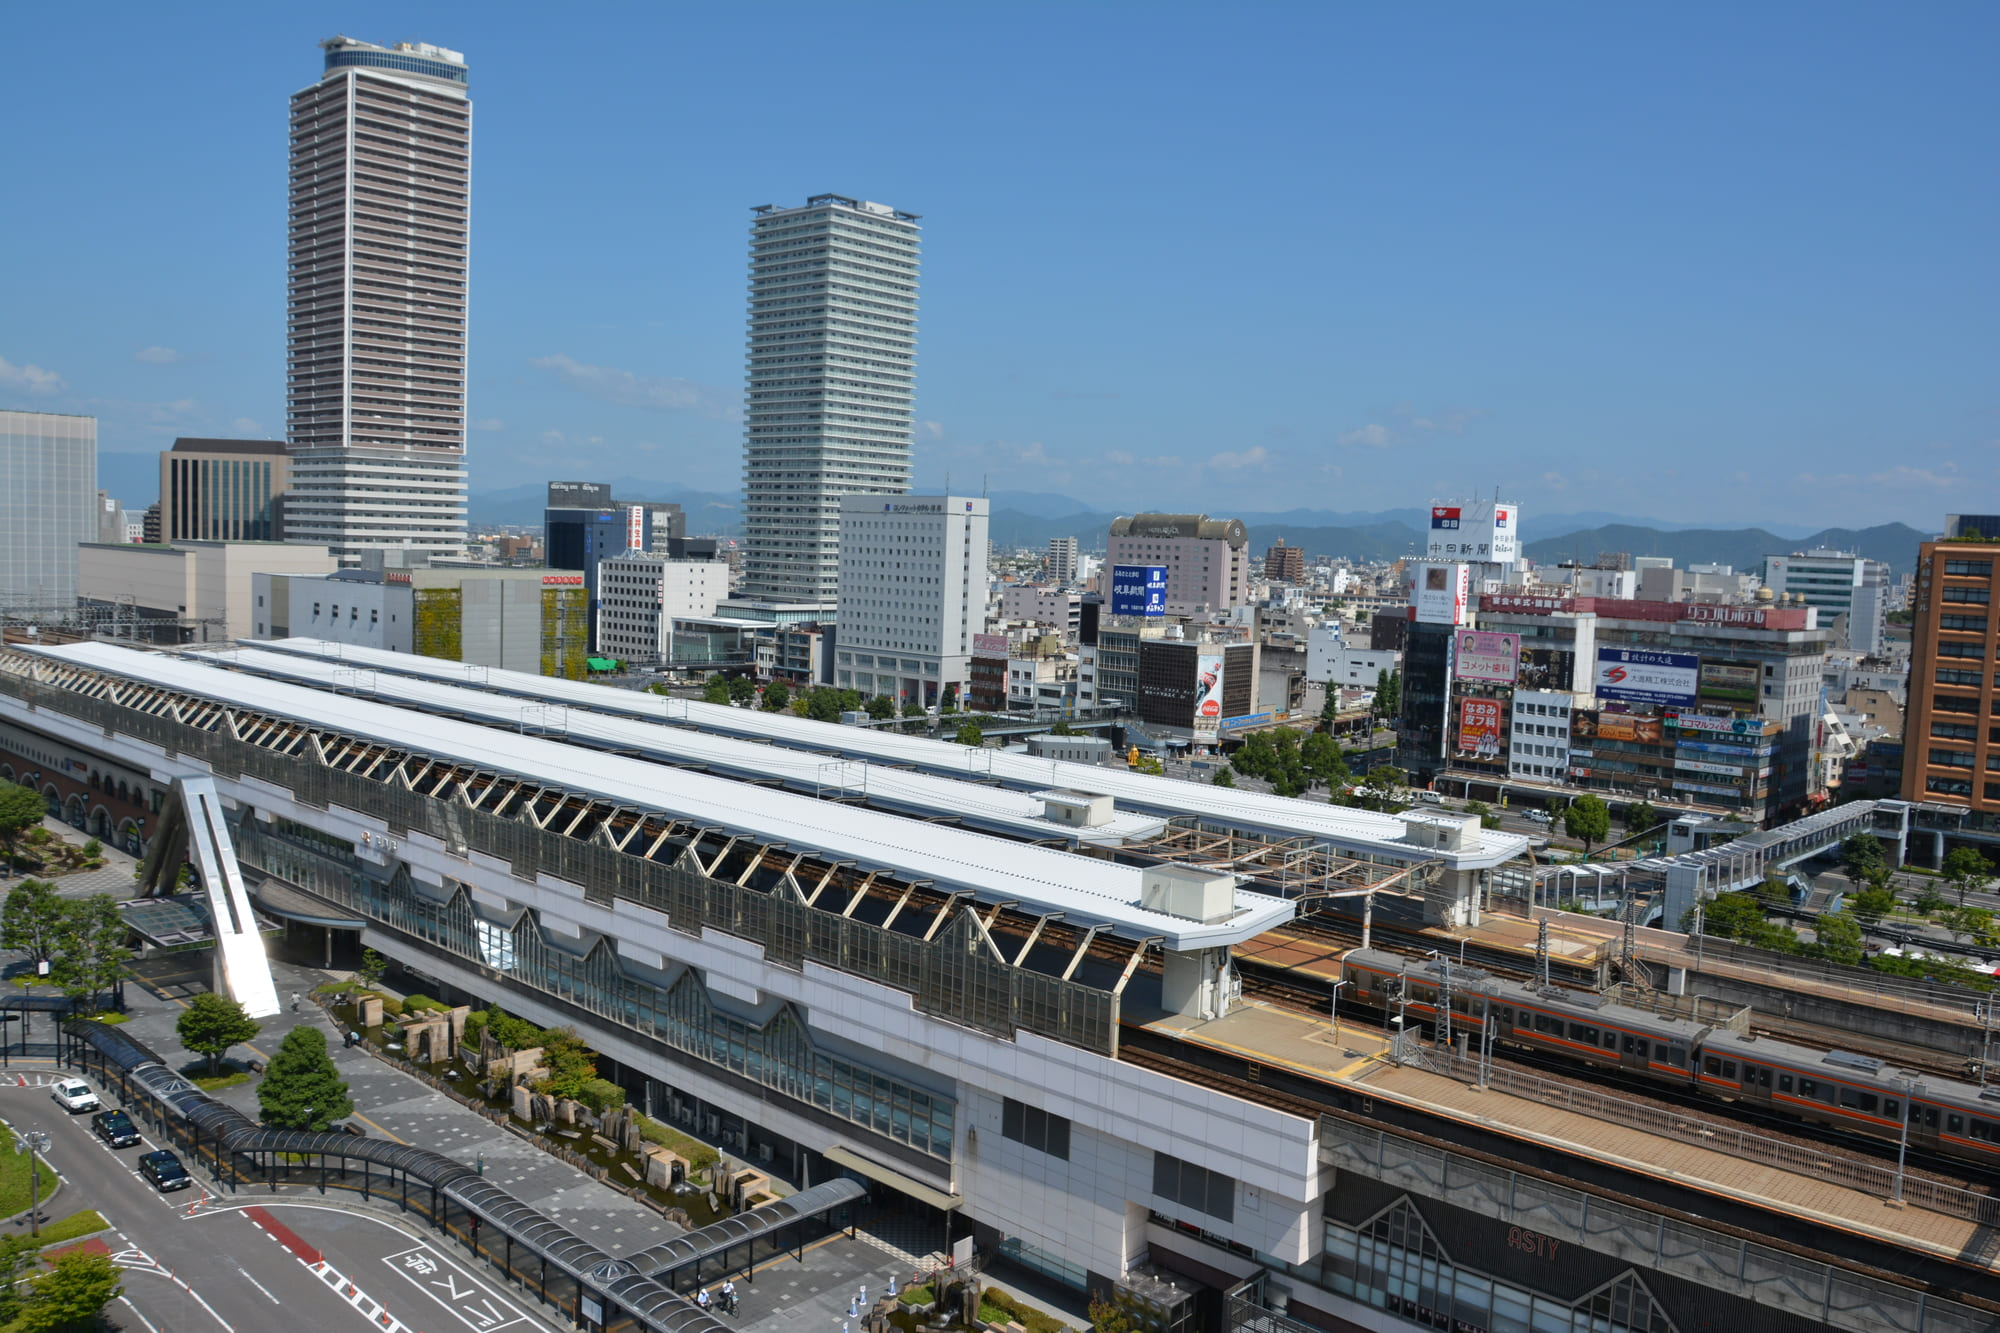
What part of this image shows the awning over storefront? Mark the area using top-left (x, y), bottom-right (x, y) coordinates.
top-left (822, 1145), bottom-right (961, 1211)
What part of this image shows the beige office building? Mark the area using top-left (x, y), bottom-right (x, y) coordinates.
top-left (78, 542), bottom-right (338, 642)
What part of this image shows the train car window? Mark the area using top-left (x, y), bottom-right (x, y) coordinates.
top-left (1859, 1094), bottom-right (1877, 1113)
top-left (1722, 1061), bottom-right (1737, 1079)
top-left (1974, 1120), bottom-right (1994, 1142)
top-left (1800, 1079), bottom-right (1818, 1100)
top-left (1948, 1113), bottom-right (1963, 1133)
top-left (1925, 1108), bottom-right (1938, 1129)
top-left (1603, 1032), bottom-right (1618, 1051)
top-left (1884, 1099), bottom-right (1899, 1120)
top-left (1669, 1046), bottom-right (1686, 1067)
top-left (1704, 1057), bottom-right (1721, 1076)
top-left (1779, 1074), bottom-right (1793, 1093)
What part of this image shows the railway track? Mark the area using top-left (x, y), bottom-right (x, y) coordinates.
top-left (1277, 908), bottom-right (1605, 988)
top-left (1227, 962), bottom-right (1992, 1189)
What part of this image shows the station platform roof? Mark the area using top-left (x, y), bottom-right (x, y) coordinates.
top-left (32, 642), bottom-right (1291, 950)
top-left (251, 639), bottom-right (1531, 872)
top-left (186, 645), bottom-right (1171, 848)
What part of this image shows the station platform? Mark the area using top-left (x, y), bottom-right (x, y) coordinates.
top-left (1133, 999), bottom-right (2000, 1277)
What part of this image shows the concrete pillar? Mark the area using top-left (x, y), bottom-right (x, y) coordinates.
top-left (1934, 831), bottom-right (1946, 869)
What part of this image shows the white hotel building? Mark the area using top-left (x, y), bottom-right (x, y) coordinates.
top-left (836, 495), bottom-right (988, 708)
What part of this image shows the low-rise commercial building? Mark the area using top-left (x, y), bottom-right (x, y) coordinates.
top-left (80, 541), bottom-right (337, 642)
top-left (253, 568), bottom-right (413, 651)
top-left (595, 554), bottom-right (728, 666)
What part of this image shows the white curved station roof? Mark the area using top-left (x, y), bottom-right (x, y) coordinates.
top-left (33, 642), bottom-right (1292, 949)
top-left (253, 638), bottom-right (1532, 872)
top-left (184, 645), bottom-right (1169, 847)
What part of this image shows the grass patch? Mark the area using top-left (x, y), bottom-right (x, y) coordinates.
top-left (899, 1285), bottom-right (935, 1306)
top-left (0, 1131), bottom-right (60, 1218)
top-left (30, 1209), bottom-right (107, 1248)
top-left (191, 1071), bottom-right (249, 1091)
top-left (80, 1012), bottom-right (128, 1026)
top-left (978, 1287), bottom-right (1067, 1333)
top-left (633, 1114), bottom-right (720, 1172)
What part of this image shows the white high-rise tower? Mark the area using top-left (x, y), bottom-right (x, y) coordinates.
top-left (285, 36), bottom-right (471, 560)
top-left (740, 194), bottom-right (920, 606)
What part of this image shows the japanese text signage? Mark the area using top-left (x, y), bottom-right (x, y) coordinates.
top-left (1458, 698), bottom-right (1503, 756)
top-left (1593, 647), bottom-right (1699, 706)
top-left (1110, 564), bottom-right (1169, 617)
top-left (1426, 499), bottom-right (1521, 563)
top-left (1453, 630), bottom-right (1520, 682)
top-left (1413, 563), bottom-right (1471, 625)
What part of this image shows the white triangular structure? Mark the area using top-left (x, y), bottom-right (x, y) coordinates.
top-left (138, 777), bottom-right (281, 1019)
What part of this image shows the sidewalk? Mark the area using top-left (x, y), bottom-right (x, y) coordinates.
top-left (0, 818), bottom-right (143, 901)
top-left (117, 955), bottom-right (692, 1257)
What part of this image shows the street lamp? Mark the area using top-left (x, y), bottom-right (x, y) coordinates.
top-left (1891, 1076), bottom-right (1926, 1206)
top-left (1329, 980), bottom-right (1349, 1047)
top-left (10, 1130), bottom-right (49, 1237)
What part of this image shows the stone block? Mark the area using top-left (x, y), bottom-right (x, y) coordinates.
top-left (511, 1083), bottom-right (534, 1122)
top-left (358, 996), bottom-right (384, 1028)
top-left (554, 1098), bottom-right (580, 1126)
top-left (447, 1004), bottom-right (471, 1047)
top-left (643, 1146), bottom-right (686, 1188)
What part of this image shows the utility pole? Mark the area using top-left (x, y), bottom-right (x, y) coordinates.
top-left (1536, 918), bottom-right (1551, 990)
top-left (9, 1130), bottom-right (49, 1237)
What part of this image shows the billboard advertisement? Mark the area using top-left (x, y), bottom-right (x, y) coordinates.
top-left (972, 633), bottom-right (1010, 657)
top-left (1457, 698), bottom-right (1503, 757)
top-left (1594, 714), bottom-right (1664, 744)
top-left (1516, 647), bottom-right (1575, 691)
top-left (1698, 659), bottom-right (1760, 706)
top-left (1594, 647), bottom-right (1699, 707)
top-left (1193, 652), bottom-right (1226, 739)
top-left (1426, 499), bottom-right (1520, 563)
top-left (1413, 563), bottom-right (1471, 625)
top-left (1453, 630), bottom-right (1520, 682)
top-left (1110, 564), bottom-right (1168, 617)
top-left (625, 504), bottom-right (646, 552)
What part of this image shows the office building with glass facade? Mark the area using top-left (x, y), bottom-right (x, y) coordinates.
top-left (740, 194), bottom-right (920, 606)
top-left (286, 35), bottom-right (472, 559)
top-left (0, 410), bottom-right (95, 610)
top-left (159, 438), bottom-right (290, 543)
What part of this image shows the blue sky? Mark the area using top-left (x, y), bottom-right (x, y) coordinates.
top-left (3, 3), bottom-right (1995, 529)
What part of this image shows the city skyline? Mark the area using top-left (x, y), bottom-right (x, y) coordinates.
top-left (2, 4), bottom-right (1995, 530)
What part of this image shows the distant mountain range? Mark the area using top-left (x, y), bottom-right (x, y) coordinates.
top-left (457, 481), bottom-right (1928, 576)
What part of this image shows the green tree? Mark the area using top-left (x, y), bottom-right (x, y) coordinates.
top-left (1464, 800), bottom-right (1502, 831)
top-left (865, 694), bottom-right (895, 721)
top-left (19, 1248), bottom-right (122, 1333)
top-left (0, 879), bottom-right (64, 968)
top-left (1688, 891), bottom-right (1800, 953)
top-left (357, 947), bottom-right (389, 988)
top-left (939, 683), bottom-right (959, 715)
top-left (1938, 906), bottom-right (1995, 947)
top-left (1563, 796), bottom-right (1612, 854)
top-left (902, 700), bottom-right (925, 718)
top-left (532, 1026), bottom-right (598, 1100)
top-left (1132, 752), bottom-right (1164, 776)
top-left (1912, 882), bottom-right (1949, 915)
top-left (177, 991), bottom-right (260, 1076)
top-left (0, 781), bottom-right (45, 877)
top-left (0, 1233), bottom-right (34, 1324)
top-left (954, 720), bottom-right (984, 747)
top-left (1087, 1294), bottom-right (1133, 1333)
top-left (1300, 731), bottom-right (1350, 789)
top-left (761, 681), bottom-right (791, 713)
top-left (1809, 910), bottom-right (1865, 966)
top-left (702, 677), bottom-right (731, 705)
top-left (1320, 686), bottom-right (1341, 724)
top-left (1942, 846), bottom-right (1994, 908)
top-left (257, 1024), bottom-right (354, 1131)
top-left (1211, 769), bottom-right (1235, 787)
top-left (1850, 886), bottom-right (1898, 928)
top-left (1374, 668), bottom-right (1401, 718)
top-left (726, 676), bottom-right (757, 706)
top-left (1840, 831), bottom-right (1886, 883)
top-left (1622, 800), bottom-right (1660, 836)
top-left (1049, 720), bottom-right (1075, 736)
top-left (51, 895), bottom-right (129, 1009)
top-left (1356, 765), bottom-right (1408, 811)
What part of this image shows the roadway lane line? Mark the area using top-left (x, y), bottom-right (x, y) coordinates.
top-left (117, 1294), bottom-right (163, 1333)
top-left (235, 1264), bottom-right (283, 1305)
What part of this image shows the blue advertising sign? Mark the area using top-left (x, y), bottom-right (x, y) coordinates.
top-left (1111, 564), bottom-right (1168, 617)
top-left (1593, 647), bottom-right (1700, 707)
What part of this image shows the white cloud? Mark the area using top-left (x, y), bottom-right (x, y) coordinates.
top-left (1105, 450), bottom-right (1136, 466)
top-left (148, 398), bottom-right (200, 424)
top-left (472, 418), bottom-right (504, 432)
top-left (135, 346), bottom-right (183, 365)
top-left (1337, 423), bottom-right (1396, 448)
top-left (232, 417), bottom-right (262, 435)
top-left (530, 354), bottom-right (737, 420)
top-left (1207, 446), bottom-right (1270, 471)
top-left (918, 420), bottom-right (945, 439)
top-left (1339, 405), bottom-right (1489, 449)
top-left (0, 356), bottom-right (64, 394)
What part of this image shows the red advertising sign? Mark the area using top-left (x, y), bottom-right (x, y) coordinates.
top-left (1457, 698), bottom-right (1503, 757)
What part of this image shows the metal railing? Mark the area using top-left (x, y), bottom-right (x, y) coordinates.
top-left (1429, 1051), bottom-right (2000, 1227)
top-left (1318, 1113), bottom-right (2000, 1333)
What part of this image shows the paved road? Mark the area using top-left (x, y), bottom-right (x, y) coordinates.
top-left (1, 1073), bottom-right (559, 1333)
